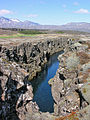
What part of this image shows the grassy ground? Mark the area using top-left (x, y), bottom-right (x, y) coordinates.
top-left (0, 33), bottom-right (37, 38)
top-left (0, 28), bottom-right (89, 39)
top-left (0, 29), bottom-right (47, 38)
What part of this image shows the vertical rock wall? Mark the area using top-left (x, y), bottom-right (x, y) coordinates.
top-left (3, 37), bottom-right (69, 80)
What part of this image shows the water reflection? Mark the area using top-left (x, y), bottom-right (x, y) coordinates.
top-left (31, 51), bottom-right (63, 113)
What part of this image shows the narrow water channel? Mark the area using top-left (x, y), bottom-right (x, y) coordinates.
top-left (31, 51), bottom-right (63, 113)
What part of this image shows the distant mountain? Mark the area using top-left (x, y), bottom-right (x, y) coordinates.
top-left (0, 17), bottom-right (90, 32)
top-left (0, 17), bottom-right (40, 28)
top-left (61, 22), bottom-right (90, 32)
top-left (10, 18), bottom-right (21, 23)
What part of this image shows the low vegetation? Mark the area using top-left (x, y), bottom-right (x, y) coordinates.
top-left (55, 111), bottom-right (79, 120)
top-left (19, 30), bottom-right (47, 34)
top-left (0, 29), bottom-right (47, 38)
top-left (0, 34), bottom-right (35, 39)
top-left (76, 51), bottom-right (90, 65)
top-left (55, 31), bottom-right (64, 34)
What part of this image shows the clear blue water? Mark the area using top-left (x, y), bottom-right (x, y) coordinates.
top-left (31, 51), bottom-right (63, 113)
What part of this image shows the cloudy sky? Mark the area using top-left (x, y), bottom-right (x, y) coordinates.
top-left (0, 0), bottom-right (90, 25)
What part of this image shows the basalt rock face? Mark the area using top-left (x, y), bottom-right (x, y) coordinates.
top-left (0, 37), bottom-right (70, 120)
top-left (0, 53), bottom-right (39, 120)
top-left (1, 35), bottom-right (89, 120)
top-left (49, 39), bottom-right (90, 120)
top-left (3, 37), bottom-right (68, 80)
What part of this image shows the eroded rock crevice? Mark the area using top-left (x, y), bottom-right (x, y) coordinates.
top-left (49, 38), bottom-right (90, 120)
top-left (0, 35), bottom-right (90, 120)
top-left (0, 36), bottom-right (70, 120)
top-left (3, 38), bottom-right (68, 80)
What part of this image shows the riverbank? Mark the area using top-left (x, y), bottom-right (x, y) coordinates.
top-left (0, 34), bottom-right (71, 81)
top-left (0, 33), bottom-right (90, 119)
top-left (0, 34), bottom-right (71, 119)
top-left (31, 51), bottom-right (64, 113)
top-left (49, 37), bottom-right (90, 120)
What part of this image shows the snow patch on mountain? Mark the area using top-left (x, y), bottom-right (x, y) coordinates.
top-left (10, 19), bottom-right (21, 23)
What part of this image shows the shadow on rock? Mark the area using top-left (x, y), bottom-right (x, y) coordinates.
top-left (0, 72), bottom-right (28, 120)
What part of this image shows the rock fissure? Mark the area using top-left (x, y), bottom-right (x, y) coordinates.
top-left (0, 36), bottom-right (70, 120)
top-left (49, 37), bottom-right (90, 120)
top-left (0, 34), bottom-right (90, 120)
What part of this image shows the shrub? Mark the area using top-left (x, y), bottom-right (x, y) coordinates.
top-left (56, 31), bottom-right (64, 34)
top-left (19, 30), bottom-right (47, 34)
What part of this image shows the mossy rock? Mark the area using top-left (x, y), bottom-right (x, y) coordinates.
top-left (81, 62), bottom-right (90, 72)
top-left (48, 78), bottom-right (54, 85)
top-left (66, 53), bottom-right (80, 71)
top-left (77, 105), bottom-right (90, 120)
top-left (81, 83), bottom-right (90, 104)
top-left (64, 79), bottom-right (72, 87)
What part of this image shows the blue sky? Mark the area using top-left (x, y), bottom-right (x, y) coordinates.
top-left (0, 0), bottom-right (90, 25)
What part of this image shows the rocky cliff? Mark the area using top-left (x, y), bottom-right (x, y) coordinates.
top-left (0, 34), bottom-right (72, 120)
top-left (2, 36), bottom-right (69, 80)
top-left (0, 34), bottom-right (90, 120)
top-left (49, 37), bottom-right (90, 120)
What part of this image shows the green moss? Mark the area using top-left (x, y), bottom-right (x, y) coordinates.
top-left (83, 88), bottom-right (87, 93)
top-left (72, 38), bottom-right (75, 41)
top-left (48, 78), bottom-right (54, 85)
top-left (81, 83), bottom-right (90, 104)
top-left (2, 58), bottom-right (11, 64)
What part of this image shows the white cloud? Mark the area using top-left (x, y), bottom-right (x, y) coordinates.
top-left (73, 2), bottom-right (79, 6)
top-left (62, 4), bottom-right (67, 8)
top-left (74, 9), bottom-right (89, 14)
top-left (27, 14), bottom-right (38, 18)
top-left (0, 9), bottom-right (13, 15)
